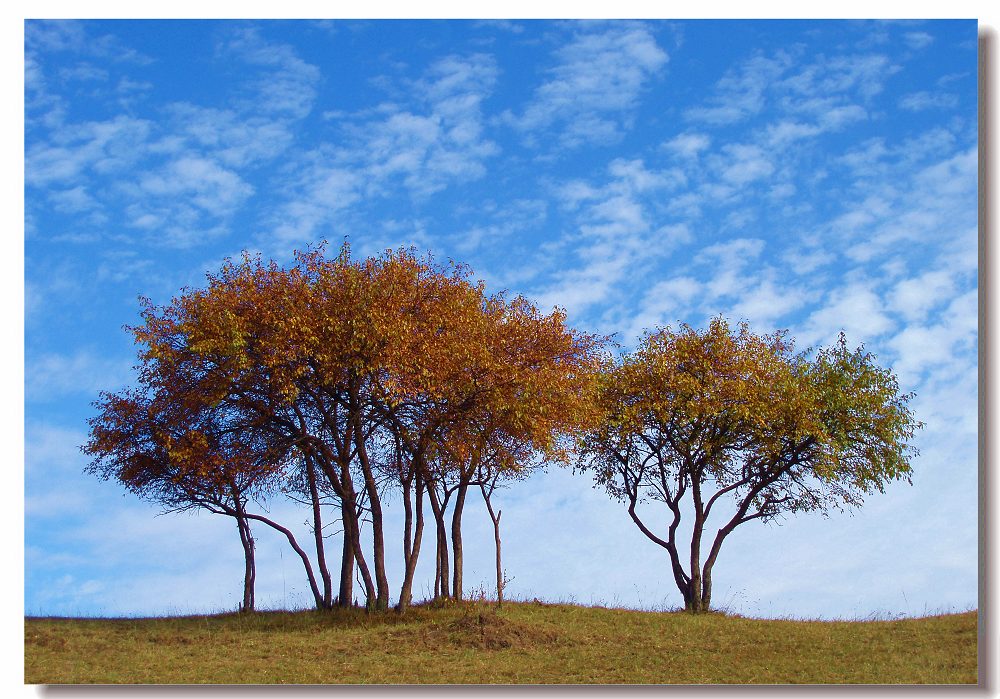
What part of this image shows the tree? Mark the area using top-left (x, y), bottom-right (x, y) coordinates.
top-left (86, 242), bottom-right (602, 613)
top-left (380, 292), bottom-right (603, 603)
top-left (83, 382), bottom-right (286, 612)
top-left (577, 318), bottom-right (921, 613)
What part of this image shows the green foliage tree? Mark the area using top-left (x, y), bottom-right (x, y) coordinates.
top-left (577, 318), bottom-right (921, 613)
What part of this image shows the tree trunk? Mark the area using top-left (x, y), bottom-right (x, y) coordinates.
top-left (227, 484), bottom-right (255, 613)
top-left (688, 482), bottom-right (706, 613)
top-left (701, 569), bottom-right (713, 611)
top-left (399, 472), bottom-right (425, 611)
top-left (688, 545), bottom-right (705, 612)
top-left (427, 485), bottom-right (450, 599)
top-left (235, 512), bottom-right (255, 612)
top-left (306, 457), bottom-right (333, 609)
top-left (241, 511), bottom-right (324, 609)
top-left (480, 482), bottom-right (503, 607)
top-left (339, 460), bottom-right (376, 609)
top-left (626, 491), bottom-right (692, 611)
top-left (354, 426), bottom-right (390, 611)
top-left (345, 490), bottom-right (377, 609)
top-left (338, 495), bottom-right (355, 607)
top-left (451, 478), bottom-right (469, 601)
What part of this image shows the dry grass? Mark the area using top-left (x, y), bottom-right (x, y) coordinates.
top-left (24, 601), bottom-right (977, 685)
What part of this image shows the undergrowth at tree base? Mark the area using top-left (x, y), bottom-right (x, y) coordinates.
top-left (25, 601), bottom-right (977, 685)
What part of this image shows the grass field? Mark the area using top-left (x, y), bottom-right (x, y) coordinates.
top-left (24, 601), bottom-right (977, 684)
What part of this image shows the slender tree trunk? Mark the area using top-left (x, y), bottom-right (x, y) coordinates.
top-left (451, 478), bottom-right (469, 601)
top-left (433, 547), bottom-right (441, 599)
top-left (698, 482), bottom-right (775, 615)
top-left (702, 569), bottom-right (713, 611)
top-left (346, 491), bottom-right (377, 609)
top-left (688, 539), bottom-right (704, 612)
top-left (689, 480), bottom-right (706, 613)
top-left (403, 474), bottom-right (413, 565)
top-left (700, 526), bottom-right (735, 615)
top-left (626, 491), bottom-right (692, 610)
top-left (338, 495), bottom-right (355, 607)
top-left (354, 425), bottom-right (389, 611)
top-left (480, 482), bottom-right (503, 607)
top-left (340, 461), bottom-right (376, 609)
top-left (227, 485), bottom-right (256, 613)
top-left (235, 511), bottom-right (255, 612)
top-left (667, 543), bottom-right (692, 610)
top-left (665, 498), bottom-right (691, 609)
top-left (427, 485), bottom-right (450, 599)
top-left (399, 472), bottom-right (425, 611)
top-left (306, 458), bottom-right (333, 609)
top-left (241, 511), bottom-right (324, 609)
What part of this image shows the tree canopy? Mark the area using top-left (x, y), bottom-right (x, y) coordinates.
top-left (85, 243), bottom-right (604, 611)
top-left (576, 317), bottom-right (920, 612)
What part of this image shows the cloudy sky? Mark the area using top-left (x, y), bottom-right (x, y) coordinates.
top-left (23, 19), bottom-right (978, 619)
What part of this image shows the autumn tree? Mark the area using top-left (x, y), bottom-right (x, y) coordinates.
top-left (577, 318), bottom-right (920, 613)
top-left (438, 296), bottom-right (602, 602)
top-left (86, 242), bottom-right (602, 613)
top-left (83, 362), bottom-right (289, 612)
top-left (376, 290), bottom-right (603, 604)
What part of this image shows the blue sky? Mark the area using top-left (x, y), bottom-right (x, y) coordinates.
top-left (23, 19), bottom-right (979, 619)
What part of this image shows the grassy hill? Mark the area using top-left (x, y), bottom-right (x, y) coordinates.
top-left (25, 601), bottom-right (977, 684)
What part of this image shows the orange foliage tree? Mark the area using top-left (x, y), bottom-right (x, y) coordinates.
top-left (577, 318), bottom-right (921, 613)
top-left (85, 243), bottom-right (604, 612)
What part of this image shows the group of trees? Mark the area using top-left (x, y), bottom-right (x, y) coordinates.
top-left (84, 245), bottom-right (603, 612)
top-left (84, 244), bottom-right (920, 614)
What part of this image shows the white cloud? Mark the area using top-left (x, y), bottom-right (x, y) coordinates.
top-left (25, 350), bottom-right (134, 403)
top-left (504, 22), bottom-right (667, 148)
top-left (48, 185), bottom-right (99, 214)
top-left (888, 269), bottom-right (957, 322)
top-left (799, 284), bottom-right (896, 348)
top-left (221, 26), bottom-right (322, 119)
top-left (726, 276), bottom-right (812, 329)
top-left (899, 91), bottom-right (959, 111)
top-left (695, 238), bottom-right (766, 298)
top-left (816, 104), bottom-right (869, 129)
top-left (355, 53), bottom-right (500, 197)
top-left (843, 147), bottom-right (976, 263)
top-left (59, 63), bottom-right (109, 82)
top-left (268, 157), bottom-right (362, 247)
top-left (262, 53), bottom-right (500, 249)
top-left (161, 102), bottom-right (296, 169)
top-left (621, 276), bottom-right (703, 341)
top-left (25, 115), bottom-right (152, 187)
top-left (763, 120), bottom-right (823, 148)
top-left (780, 246), bottom-right (835, 276)
top-left (452, 199), bottom-right (548, 259)
top-left (888, 322), bottom-right (967, 387)
top-left (139, 156), bottom-right (254, 217)
top-left (25, 423), bottom-right (88, 478)
top-left (26, 24), bottom-right (325, 251)
top-left (784, 53), bottom-right (899, 102)
top-left (838, 137), bottom-right (890, 178)
top-left (884, 286), bottom-right (976, 390)
top-left (662, 132), bottom-right (711, 159)
top-left (715, 144), bottom-right (775, 186)
top-left (533, 158), bottom-right (689, 317)
top-left (25, 20), bottom-right (88, 53)
top-left (685, 52), bottom-right (792, 125)
top-left (904, 32), bottom-right (935, 50)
